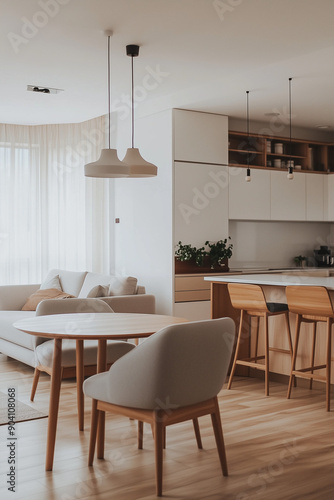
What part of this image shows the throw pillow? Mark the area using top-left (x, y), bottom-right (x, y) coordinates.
top-left (87, 285), bottom-right (109, 298)
top-left (40, 274), bottom-right (62, 291)
top-left (108, 276), bottom-right (138, 296)
top-left (22, 289), bottom-right (74, 311)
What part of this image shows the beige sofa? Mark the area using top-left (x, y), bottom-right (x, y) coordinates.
top-left (0, 268), bottom-right (155, 369)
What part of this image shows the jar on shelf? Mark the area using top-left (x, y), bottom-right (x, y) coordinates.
top-left (274, 143), bottom-right (283, 154)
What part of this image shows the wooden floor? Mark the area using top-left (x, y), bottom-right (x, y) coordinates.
top-left (1, 354), bottom-right (334, 500)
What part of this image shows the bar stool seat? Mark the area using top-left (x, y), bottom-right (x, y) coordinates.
top-left (286, 285), bottom-right (334, 411)
top-left (227, 283), bottom-right (293, 396)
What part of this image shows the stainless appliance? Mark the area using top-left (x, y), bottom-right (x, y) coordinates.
top-left (314, 246), bottom-right (334, 267)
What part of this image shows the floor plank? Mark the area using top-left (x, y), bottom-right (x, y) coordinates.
top-left (0, 355), bottom-right (334, 499)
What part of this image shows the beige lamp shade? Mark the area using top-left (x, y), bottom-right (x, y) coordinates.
top-left (122, 148), bottom-right (158, 177)
top-left (85, 149), bottom-right (130, 178)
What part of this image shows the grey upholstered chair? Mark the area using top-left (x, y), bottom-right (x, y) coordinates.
top-left (83, 317), bottom-right (235, 496)
top-left (31, 298), bottom-right (135, 429)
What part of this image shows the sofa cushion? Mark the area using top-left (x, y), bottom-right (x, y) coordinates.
top-left (108, 276), bottom-right (138, 296)
top-left (22, 289), bottom-right (75, 311)
top-left (78, 272), bottom-right (112, 298)
top-left (40, 274), bottom-right (62, 291)
top-left (86, 285), bottom-right (109, 298)
top-left (0, 311), bottom-right (40, 350)
top-left (42, 269), bottom-right (87, 297)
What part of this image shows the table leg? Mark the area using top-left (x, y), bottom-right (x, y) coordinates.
top-left (97, 339), bottom-right (107, 459)
top-left (45, 338), bottom-right (62, 471)
top-left (76, 339), bottom-right (84, 431)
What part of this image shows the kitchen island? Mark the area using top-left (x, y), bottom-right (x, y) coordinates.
top-left (205, 273), bottom-right (334, 381)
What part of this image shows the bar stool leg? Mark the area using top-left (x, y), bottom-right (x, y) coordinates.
top-left (254, 316), bottom-right (260, 364)
top-left (227, 309), bottom-right (245, 390)
top-left (287, 314), bottom-right (302, 400)
top-left (326, 319), bottom-right (332, 412)
top-left (264, 314), bottom-right (269, 396)
top-left (309, 322), bottom-right (317, 390)
top-left (284, 311), bottom-right (293, 357)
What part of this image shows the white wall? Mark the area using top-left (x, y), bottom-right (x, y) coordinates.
top-left (229, 220), bottom-right (334, 269)
top-left (114, 109), bottom-right (174, 314)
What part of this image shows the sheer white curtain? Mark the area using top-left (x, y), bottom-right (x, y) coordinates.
top-left (0, 116), bottom-right (113, 285)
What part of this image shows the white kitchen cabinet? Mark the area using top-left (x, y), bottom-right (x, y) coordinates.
top-left (228, 167), bottom-right (271, 220)
top-left (271, 170), bottom-right (306, 221)
top-left (174, 162), bottom-right (229, 246)
top-left (326, 174), bottom-right (334, 221)
top-left (306, 173), bottom-right (325, 221)
top-left (174, 109), bottom-right (228, 164)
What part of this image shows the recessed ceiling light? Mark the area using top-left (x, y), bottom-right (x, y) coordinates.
top-left (27, 85), bottom-right (64, 94)
top-left (316, 125), bottom-right (330, 129)
top-left (264, 112), bottom-right (281, 117)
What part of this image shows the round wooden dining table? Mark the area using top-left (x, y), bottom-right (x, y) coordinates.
top-left (14, 312), bottom-right (188, 471)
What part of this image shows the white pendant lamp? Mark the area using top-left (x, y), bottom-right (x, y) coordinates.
top-left (287, 77), bottom-right (294, 180)
top-left (85, 31), bottom-right (130, 178)
top-left (245, 90), bottom-right (251, 182)
top-left (122, 44), bottom-right (158, 177)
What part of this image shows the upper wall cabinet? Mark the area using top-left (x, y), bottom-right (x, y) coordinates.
top-left (228, 168), bottom-right (271, 220)
top-left (326, 175), bottom-right (334, 221)
top-left (174, 109), bottom-right (228, 164)
top-left (271, 171), bottom-right (306, 221)
top-left (306, 173), bottom-right (325, 221)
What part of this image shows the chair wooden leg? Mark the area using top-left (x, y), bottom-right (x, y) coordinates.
top-left (88, 399), bottom-right (99, 466)
top-left (264, 314), bottom-right (269, 397)
top-left (138, 421), bottom-right (144, 450)
top-left (76, 339), bottom-right (85, 431)
top-left (227, 309), bottom-right (244, 390)
top-left (210, 396), bottom-right (228, 476)
top-left (287, 314), bottom-right (302, 399)
top-left (154, 413), bottom-right (164, 497)
top-left (326, 319), bottom-right (332, 412)
top-left (192, 418), bottom-right (203, 449)
top-left (97, 410), bottom-right (106, 459)
top-left (310, 322), bottom-right (317, 390)
top-left (30, 367), bottom-right (41, 401)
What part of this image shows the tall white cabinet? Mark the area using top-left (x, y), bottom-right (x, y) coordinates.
top-left (114, 109), bottom-right (229, 317)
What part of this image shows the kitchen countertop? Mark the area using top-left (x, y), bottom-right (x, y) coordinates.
top-left (204, 273), bottom-right (334, 290)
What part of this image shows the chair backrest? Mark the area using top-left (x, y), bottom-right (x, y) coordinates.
top-left (99, 317), bottom-right (235, 410)
top-left (36, 298), bottom-right (113, 316)
top-left (228, 283), bottom-right (267, 312)
top-left (285, 286), bottom-right (334, 317)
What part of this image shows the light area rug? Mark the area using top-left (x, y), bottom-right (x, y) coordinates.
top-left (0, 392), bottom-right (48, 426)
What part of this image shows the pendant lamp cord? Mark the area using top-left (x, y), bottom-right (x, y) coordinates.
top-left (246, 90), bottom-right (250, 167)
top-left (131, 54), bottom-right (135, 148)
top-left (289, 77), bottom-right (292, 163)
top-left (107, 35), bottom-right (111, 149)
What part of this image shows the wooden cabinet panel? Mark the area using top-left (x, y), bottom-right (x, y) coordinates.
top-left (228, 168), bottom-right (271, 220)
top-left (270, 170), bottom-right (306, 220)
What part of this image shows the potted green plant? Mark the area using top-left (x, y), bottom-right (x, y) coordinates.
top-left (205, 238), bottom-right (233, 270)
top-left (174, 242), bottom-right (206, 273)
top-left (294, 255), bottom-right (307, 268)
top-left (175, 239), bottom-right (233, 273)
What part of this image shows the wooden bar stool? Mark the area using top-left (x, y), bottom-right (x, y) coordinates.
top-left (227, 283), bottom-right (293, 396)
top-left (286, 285), bottom-right (334, 411)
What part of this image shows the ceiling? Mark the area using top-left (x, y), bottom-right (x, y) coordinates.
top-left (1, 0), bottom-right (334, 133)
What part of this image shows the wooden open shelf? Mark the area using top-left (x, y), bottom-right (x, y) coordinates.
top-left (229, 131), bottom-right (334, 173)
